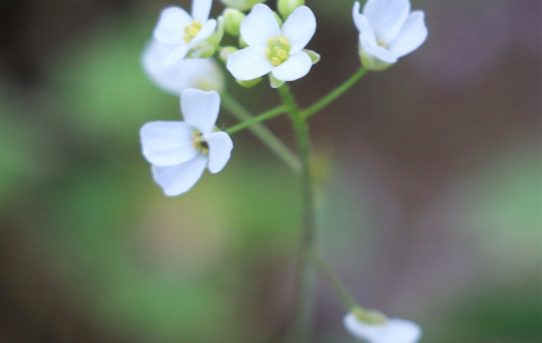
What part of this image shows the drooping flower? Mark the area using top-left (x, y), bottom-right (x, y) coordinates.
top-left (226, 4), bottom-right (317, 87)
top-left (142, 40), bottom-right (224, 94)
top-left (153, 0), bottom-right (217, 65)
top-left (352, 0), bottom-right (427, 71)
top-left (140, 89), bottom-right (233, 196)
top-left (344, 310), bottom-right (422, 343)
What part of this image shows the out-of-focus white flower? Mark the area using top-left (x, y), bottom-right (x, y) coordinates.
top-left (140, 89), bottom-right (233, 196)
top-left (352, 0), bottom-right (427, 71)
top-left (153, 0), bottom-right (217, 65)
top-left (221, 0), bottom-right (267, 12)
top-left (226, 4), bottom-right (317, 87)
top-left (142, 40), bottom-right (224, 94)
top-left (344, 310), bottom-right (422, 343)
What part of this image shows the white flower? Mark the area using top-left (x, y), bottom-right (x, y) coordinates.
top-left (142, 40), bottom-right (224, 94)
top-left (352, 0), bottom-right (427, 70)
top-left (153, 0), bottom-right (217, 65)
top-left (344, 311), bottom-right (422, 343)
top-left (140, 89), bottom-right (233, 196)
top-left (226, 4), bottom-right (317, 85)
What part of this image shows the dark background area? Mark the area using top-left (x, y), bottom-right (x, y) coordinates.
top-left (1, 0), bottom-right (541, 342)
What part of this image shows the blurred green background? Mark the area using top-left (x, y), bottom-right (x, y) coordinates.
top-left (0, 0), bottom-right (541, 342)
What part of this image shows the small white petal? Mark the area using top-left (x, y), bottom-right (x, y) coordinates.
top-left (153, 7), bottom-right (192, 45)
top-left (363, 0), bottom-right (410, 43)
top-left (226, 46), bottom-right (274, 80)
top-left (162, 44), bottom-right (191, 66)
top-left (191, 0), bottom-right (212, 23)
top-left (140, 121), bottom-right (197, 167)
top-left (282, 6), bottom-right (317, 54)
top-left (271, 51), bottom-right (312, 81)
top-left (181, 89), bottom-right (221, 133)
top-left (190, 19), bottom-right (217, 46)
top-left (353, 12), bottom-right (377, 47)
top-left (151, 156), bottom-right (208, 196)
top-left (241, 4), bottom-right (281, 47)
top-left (389, 11), bottom-right (428, 58)
top-left (142, 41), bottom-right (224, 94)
top-left (344, 313), bottom-right (422, 343)
top-left (359, 33), bottom-right (397, 64)
top-left (204, 132), bottom-right (234, 173)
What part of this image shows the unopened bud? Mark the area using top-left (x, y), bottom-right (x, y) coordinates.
top-left (221, 0), bottom-right (267, 12)
top-left (224, 9), bottom-right (245, 36)
top-left (278, 0), bottom-right (305, 19)
top-left (219, 46), bottom-right (238, 63)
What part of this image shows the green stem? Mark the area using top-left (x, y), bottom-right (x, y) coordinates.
top-left (224, 104), bottom-right (286, 135)
top-left (301, 67), bottom-right (369, 119)
top-left (310, 251), bottom-right (356, 311)
top-left (221, 93), bottom-right (301, 174)
top-left (278, 85), bottom-right (317, 343)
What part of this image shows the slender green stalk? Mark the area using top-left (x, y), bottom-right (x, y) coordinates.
top-left (301, 67), bottom-right (369, 119)
top-left (278, 85), bottom-right (317, 343)
top-left (224, 104), bottom-right (286, 135)
top-left (221, 93), bottom-right (301, 173)
top-left (310, 251), bottom-right (356, 311)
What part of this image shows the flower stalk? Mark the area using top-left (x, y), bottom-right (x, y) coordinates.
top-left (278, 84), bottom-right (316, 343)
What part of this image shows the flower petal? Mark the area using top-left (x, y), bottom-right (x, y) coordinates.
top-left (153, 7), bottom-right (192, 45)
top-left (241, 4), bottom-right (281, 47)
top-left (140, 121), bottom-right (197, 167)
top-left (226, 46), bottom-right (273, 80)
top-left (190, 19), bottom-right (217, 46)
top-left (181, 89), bottom-right (221, 133)
top-left (344, 314), bottom-right (422, 343)
top-left (359, 33), bottom-right (397, 64)
top-left (271, 51), bottom-right (312, 81)
top-left (151, 156), bottom-right (208, 196)
top-left (282, 6), bottom-right (316, 54)
top-left (191, 0), bottom-right (212, 22)
top-left (363, 0), bottom-right (410, 43)
top-left (142, 40), bottom-right (224, 94)
top-left (352, 12), bottom-right (377, 47)
top-left (389, 11), bottom-right (428, 58)
top-left (162, 44), bottom-right (190, 66)
top-left (204, 132), bottom-right (234, 173)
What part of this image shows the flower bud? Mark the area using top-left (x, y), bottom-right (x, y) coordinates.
top-left (352, 307), bottom-right (388, 325)
top-left (278, 0), bottom-right (305, 19)
top-left (219, 46), bottom-right (238, 63)
top-left (224, 9), bottom-right (245, 36)
top-left (221, 0), bottom-right (267, 12)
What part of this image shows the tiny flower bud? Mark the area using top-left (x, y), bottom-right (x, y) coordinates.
top-left (278, 0), bottom-right (305, 19)
top-left (221, 0), bottom-right (267, 12)
top-left (224, 9), bottom-right (245, 36)
top-left (219, 46), bottom-right (238, 63)
top-left (188, 44), bottom-right (216, 58)
top-left (237, 77), bottom-right (262, 88)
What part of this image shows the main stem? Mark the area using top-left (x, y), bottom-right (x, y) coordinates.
top-left (278, 85), bottom-right (316, 343)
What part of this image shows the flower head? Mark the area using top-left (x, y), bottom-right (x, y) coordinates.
top-left (344, 310), bottom-right (422, 343)
top-left (153, 0), bottom-right (217, 65)
top-left (226, 4), bottom-right (317, 87)
top-left (142, 40), bottom-right (224, 94)
top-left (352, 0), bottom-right (427, 71)
top-left (140, 89), bottom-right (233, 196)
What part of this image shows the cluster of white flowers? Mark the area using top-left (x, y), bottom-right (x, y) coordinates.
top-left (139, 0), bottom-right (427, 340)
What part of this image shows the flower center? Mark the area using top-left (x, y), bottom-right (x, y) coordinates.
top-left (377, 37), bottom-right (388, 49)
top-left (265, 36), bottom-right (291, 67)
top-left (184, 21), bottom-right (202, 43)
top-left (192, 131), bottom-right (209, 154)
